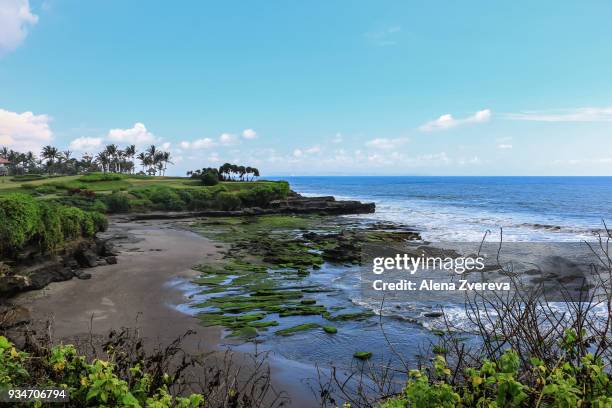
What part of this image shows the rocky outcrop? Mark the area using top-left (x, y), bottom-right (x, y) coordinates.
top-left (268, 196), bottom-right (375, 215)
top-left (0, 239), bottom-right (118, 298)
top-left (124, 195), bottom-right (375, 221)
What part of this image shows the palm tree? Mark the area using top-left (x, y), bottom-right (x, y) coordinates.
top-left (160, 151), bottom-right (172, 176)
top-left (41, 145), bottom-right (59, 174)
top-left (95, 152), bottom-right (110, 173)
top-left (25, 151), bottom-right (36, 172)
top-left (145, 145), bottom-right (158, 175)
top-left (219, 163), bottom-right (231, 181)
top-left (124, 145), bottom-right (136, 173)
top-left (104, 144), bottom-right (118, 173)
top-left (151, 151), bottom-right (161, 176)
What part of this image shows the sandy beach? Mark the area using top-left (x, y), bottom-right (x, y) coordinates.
top-left (13, 217), bottom-right (315, 406)
top-left (16, 219), bottom-right (222, 344)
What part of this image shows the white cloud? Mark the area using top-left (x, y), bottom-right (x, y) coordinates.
top-left (219, 133), bottom-right (237, 145)
top-left (161, 142), bottom-right (171, 151)
top-left (292, 145), bottom-right (321, 158)
top-left (305, 145), bottom-right (321, 154)
top-left (365, 137), bottom-right (408, 150)
top-left (180, 138), bottom-right (215, 149)
top-left (0, 108), bottom-right (52, 152)
top-left (497, 144), bottom-right (513, 149)
top-left (332, 133), bottom-right (343, 144)
top-left (69, 136), bottom-right (102, 151)
top-left (0, 0), bottom-right (38, 55)
top-left (503, 107), bottom-right (612, 122)
top-left (242, 128), bottom-right (257, 139)
top-left (107, 122), bottom-right (156, 145)
top-left (419, 109), bottom-right (491, 131)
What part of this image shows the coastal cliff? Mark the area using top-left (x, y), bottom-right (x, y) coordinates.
top-left (122, 194), bottom-right (375, 221)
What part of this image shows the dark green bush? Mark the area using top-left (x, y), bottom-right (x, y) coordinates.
top-left (78, 172), bottom-right (124, 182)
top-left (10, 174), bottom-right (44, 182)
top-left (209, 184), bottom-right (228, 196)
top-left (186, 189), bottom-right (213, 210)
top-left (0, 193), bottom-right (107, 256)
top-left (0, 193), bottom-right (41, 253)
top-left (38, 202), bottom-right (64, 251)
top-left (215, 192), bottom-right (241, 211)
top-left (201, 171), bottom-right (219, 186)
top-left (104, 192), bottom-right (130, 213)
top-left (81, 213), bottom-right (95, 237)
top-left (90, 200), bottom-right (108, 213)
top-left (89, 211), bottom-right (108, 232)
top-left (51, 196), bottom-right (99, 212)
top-left (58, 206), bottom-right (85, 239)
top-left (130, 186), bottom-right (186, 211)
top-left (142, 186), bottom-right (183, 211)
top-left (237, 183), bottom-right (290, 207)
top-left (128, 198), bottom-right (153, 212)
top-left (35, 185), bottom-right (57, 195)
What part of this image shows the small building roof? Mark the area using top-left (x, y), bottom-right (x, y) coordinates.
top-left (0, 158), bottom-right (11, 165)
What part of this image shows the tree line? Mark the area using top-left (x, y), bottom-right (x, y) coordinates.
top-left (187, 163), bottom-right (260, 185)
top-left (0, 144), bottom-right (173, 177)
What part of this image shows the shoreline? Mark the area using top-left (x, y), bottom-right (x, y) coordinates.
top-left (14, 219), bottom-right (221, 343)
top-left (10, 217), bottom-right (316, 406)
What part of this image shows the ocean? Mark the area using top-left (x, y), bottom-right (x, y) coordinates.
top-left (184, 176), bottom-right (612, 375)
top-left (273, 176), bottom-right (612, 241)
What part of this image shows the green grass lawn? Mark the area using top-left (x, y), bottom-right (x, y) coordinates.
top-left (0, 174), bottom-right (282, 196)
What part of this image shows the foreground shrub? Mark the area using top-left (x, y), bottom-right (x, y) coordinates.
top-left (0, 327), bottom-right (287, 407)
top-left (0, 335), bottom-right (204, 407)
top-left (380, 340), bottom-right (611, 408)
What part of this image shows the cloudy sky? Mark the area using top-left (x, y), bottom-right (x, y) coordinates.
top-left (1, 0), bottom-right (612, 176)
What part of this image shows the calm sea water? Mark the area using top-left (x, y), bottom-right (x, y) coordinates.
top-left (272, 176), bottom-right (612, 241)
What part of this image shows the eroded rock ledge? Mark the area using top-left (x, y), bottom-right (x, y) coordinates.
top-left (0, 238), bottom-right (118, 299)
top-left (124, 195), bottom-right (375, 221)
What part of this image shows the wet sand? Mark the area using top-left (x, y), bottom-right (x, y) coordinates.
top-left (14, 218), bottom-right (314, 406)
top-left (17, 219), bottom-right (222, 345)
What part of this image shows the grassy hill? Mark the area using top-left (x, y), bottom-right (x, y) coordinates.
top-left (0, 173), bottom-right (290, 257)
top-left (0, 173), bottom-right (277, 195)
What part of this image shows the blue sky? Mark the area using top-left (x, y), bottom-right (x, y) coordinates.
top-left (1, 0), bottom-right (612, 176)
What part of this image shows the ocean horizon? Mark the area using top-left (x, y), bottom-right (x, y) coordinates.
top-left (270, 176), bottom-right (612, 242)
